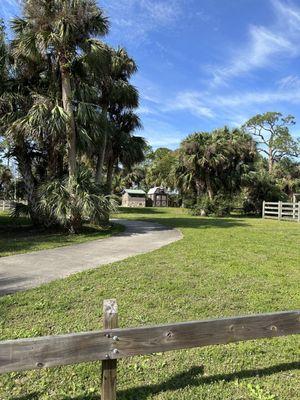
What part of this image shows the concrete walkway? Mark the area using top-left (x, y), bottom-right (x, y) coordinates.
top-left (0, 219), bottom-right (182, 296)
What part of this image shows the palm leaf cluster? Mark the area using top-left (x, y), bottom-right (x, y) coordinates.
top-left (176, 127), bottom-right (257, 200)
top-left (0, 1), bottom-right (146, 232)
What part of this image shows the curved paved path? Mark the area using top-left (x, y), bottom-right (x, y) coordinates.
top-left (0, 219), bottom-right (182, 296)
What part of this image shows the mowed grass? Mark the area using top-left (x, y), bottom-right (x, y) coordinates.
top-left (0, 212), bottom-right (124, 257)
top-left (0, 208), bottom-right (299, 399)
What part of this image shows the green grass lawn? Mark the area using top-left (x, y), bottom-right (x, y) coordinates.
top-left (0, 212), bottom-right (124, 257)
top-left (0, 208), bottom-right (299, 399)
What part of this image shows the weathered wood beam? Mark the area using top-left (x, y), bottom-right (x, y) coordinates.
top-left (1, 310), bottom-right (299, 374)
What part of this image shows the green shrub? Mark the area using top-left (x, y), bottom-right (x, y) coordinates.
top-left (190, 195), bottom-right (232, 217)
top-left (242, 171), bottom-right (287, 214)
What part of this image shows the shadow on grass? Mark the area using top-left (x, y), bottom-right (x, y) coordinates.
top-left (117, 362), bottom-right (300, 399)
top-left (118, 207), bottom-right (166, 215)
top-left (159, 217), bottom-right (251, 230)
top-left (15, 361), bottom-right (298, 400)
top-left (117, 207), bottom-right (252, 230)
top-left (123, 216), bottom-right (251, 232)
top-left (0, 224), bottom-right (122, 259)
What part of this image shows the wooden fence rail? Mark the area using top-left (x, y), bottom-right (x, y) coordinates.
top-left (0, 200), bottom-right (15, 212)
top-left (262, 201), bottom-right (300, 222)
top-left (0, 300), bottom-right (299, 399)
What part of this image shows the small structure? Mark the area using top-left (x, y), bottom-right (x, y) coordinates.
top-left (148, 187), bottom-right (169, 207)
top-left (122, 189), bottom-right (146, 208)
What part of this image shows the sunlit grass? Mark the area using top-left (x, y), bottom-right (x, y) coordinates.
top-left (0, 208), bottom-right (299, 399)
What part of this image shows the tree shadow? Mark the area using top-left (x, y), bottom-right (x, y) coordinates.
top-left (0, 273), bottom-right (33, 297)
top-left (118, 207), bottom-right (166, 215)
top-left (145, 216), bottom-right (251, 231)
top-left (10, 394), bottom-right (40, 400)
top-left (26, 361), bottom-right (297, 400)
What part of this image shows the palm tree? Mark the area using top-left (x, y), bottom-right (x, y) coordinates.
top-left (105, 111), bottom-right (146, 194)
top-left (178, 128), bottom-right (256, 200)
top-left (11, 0), bottom-right (109, 179)
top-left (94, 47), bottom-right (138, 185)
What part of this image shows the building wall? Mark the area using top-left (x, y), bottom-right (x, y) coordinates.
top-left (122, 193), bottom-right (146, 207)
top-left (149, 193), bottom-right (168, 207)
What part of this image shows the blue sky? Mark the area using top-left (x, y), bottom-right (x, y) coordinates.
top-left (1, 0), bottom-right (300, 149)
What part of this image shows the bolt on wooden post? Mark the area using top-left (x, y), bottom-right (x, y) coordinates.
top-left (102, 299), bottom-right (118, 400)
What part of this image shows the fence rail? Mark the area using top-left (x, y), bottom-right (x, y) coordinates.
top-left (0, 200), bottom-right (15, 212)
top-left (262, 201), bottom-right (300, 222)
top-left (0, 300), bottom-right (299, 399)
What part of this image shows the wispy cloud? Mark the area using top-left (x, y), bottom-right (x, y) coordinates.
top-left (209, 0), bottom-right (300, 86)
top-left (101, 0), bottom-right (184, 44)
top-left (166, 91), bottom-right (215, 118)
top-left (277, 74), bottom-right (300, 89)
top-left (0, 0), bottom-right (20, 23)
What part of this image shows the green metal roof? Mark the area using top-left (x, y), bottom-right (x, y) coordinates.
top-left (124, 189), bottom-right (146, 195)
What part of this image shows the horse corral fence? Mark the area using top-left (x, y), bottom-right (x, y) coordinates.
top-left (262, 201), bottom-right (300, 222)
top-left (0, 299), bottom-right (299, 399)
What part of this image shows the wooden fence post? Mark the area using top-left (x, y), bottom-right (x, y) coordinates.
top-left (278, 201), bottom-right (282, 220)
top-left (101, 299), bottom-right (118, 400)
top-left (262, 201), bottom-right (265, 219)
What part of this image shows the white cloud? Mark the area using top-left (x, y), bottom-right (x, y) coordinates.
top-left (138, 106), bottom-right (155, 115)
top-left (0, 0), bottom-right (21, 23)
top-left (277, 74), bottom-right (300, 89)
top-left (272, 0), bottom-right (300, 32)
top-left (166, 91), bottom-right (215, 118)
top-left (209, 0), bottom-right (300, 86)
top-left (101, 0), bottom-right (183, 43)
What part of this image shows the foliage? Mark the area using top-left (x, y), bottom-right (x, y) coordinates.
top-left (272, 158), bottom-right (300, 196)
top-left (243, 112), bottom-right (299, 173)
top-left (0, 163), bottom-right (13, 198)
top-left (242, 170), bottom-right (287, 214)
top-left (38, 168), bottom-right (116, 233)
top-left (1, 208), bottom-right (299, 399)
top-left (190, 194), bottom-right (232, 217)
top-left (10, 202), bottom-right (30, 219)
top-left (0, 2), bottom-right (145, 231)
top-left (176, 127), bottom-right (256, 201)
top-left (145, 147), bottom-right (178, 189)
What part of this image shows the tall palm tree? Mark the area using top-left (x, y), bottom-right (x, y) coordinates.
top-left (105, 111), bottom-right (146, 194)
top-left (94, 47), bottom-right (138, 185)
top-left (11, 0), bottom-right (109, 179)
top-left (178, 128), bottom-right (256, 200)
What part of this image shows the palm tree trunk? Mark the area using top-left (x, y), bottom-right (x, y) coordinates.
top-left (60, 62), bottom-right (77, 178)
top-left (205, 174), bottom-right (214, 200)
top-left (106, 157), bottom-right (114, 194)
top-left (95, 132), bottom-right (107, 184)
top-left (95, 108), bottom-right (108, 185)
top-left (195, 178), bottom-right (203, 197)
top-left (14, 143), bottom-right (41, 225)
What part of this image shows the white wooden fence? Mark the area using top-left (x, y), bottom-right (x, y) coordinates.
top-left (262, 201), bottom-right (300, 222)
top-left (0, 200), bottom-right (16, 212)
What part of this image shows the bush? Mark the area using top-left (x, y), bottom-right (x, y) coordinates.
top-left (38, 168), bottom-right (116, 233)
top-left (190, 195), bottom-right (232, 217)
top-left (242, 171), bottom-right (287, 214)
